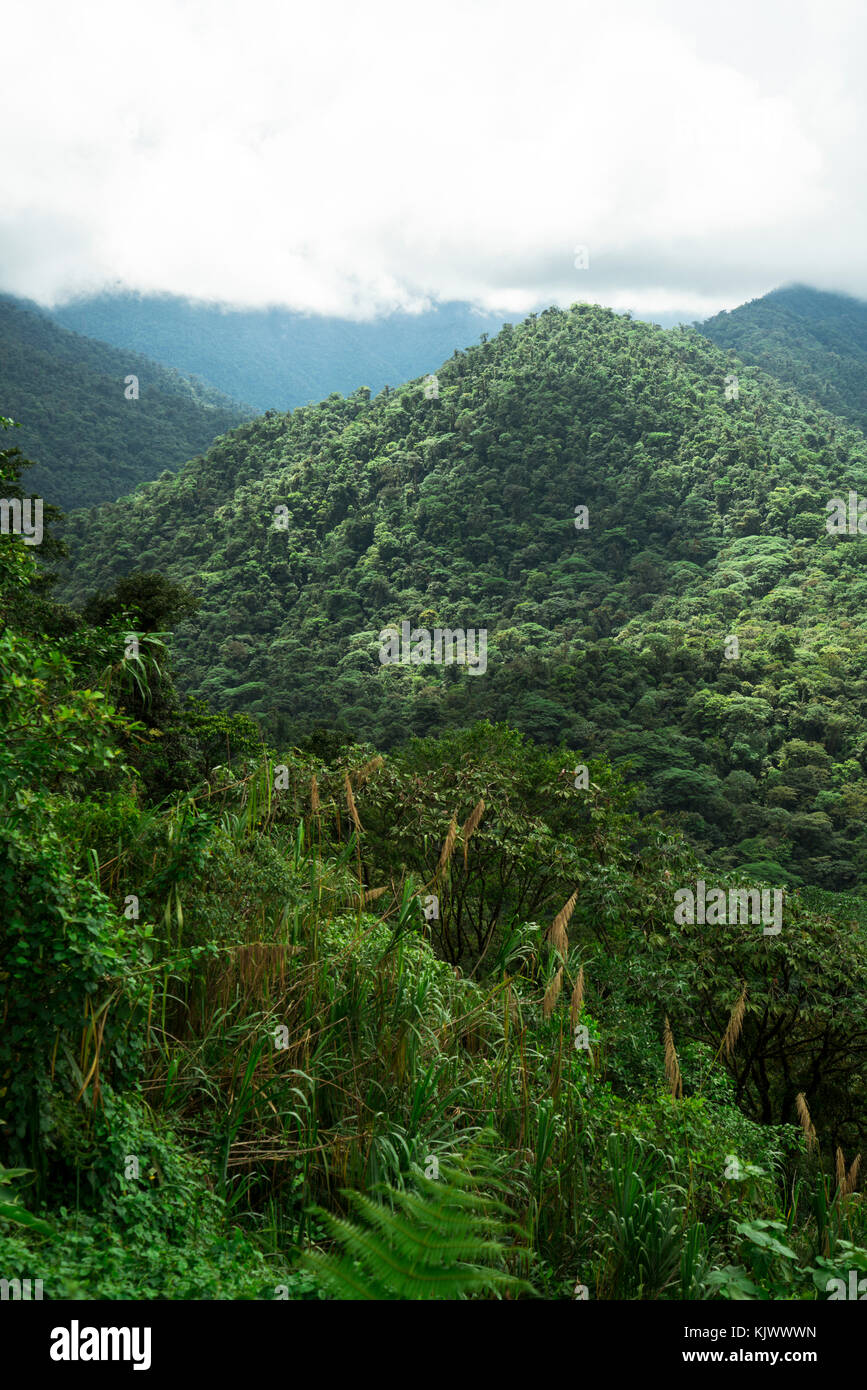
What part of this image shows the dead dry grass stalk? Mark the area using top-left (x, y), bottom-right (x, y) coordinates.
top-left (543, 966), bottom-right (564, 1019)
top-left (344, 772), bottom-right (362, 832)
top-left (796, 1092), bottom-right (818, 1153)
top-left (721, 982), bottom-right (748, 1059)
top-left (547, 888), bottom-right (578, 960)
top-left (836, 1149), bottom-right (861, 1200)
top-left (459, 798), bottom-right (485, 867)
top-left (351, 756), bottom-right (384, 790)
top-left (663, 1015), bottom-right (683, 1100)
top-left (436, 816), bottom-right (458, 880)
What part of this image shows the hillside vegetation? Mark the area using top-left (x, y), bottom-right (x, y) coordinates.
top-left (701, 285), bottom-right (867, 438)
top-left (4, 425), bottom-right (867, 1300)
top-left (60, 303), bottom-right (867, 890)
top-left (0, 295), bottom-right (250, 509)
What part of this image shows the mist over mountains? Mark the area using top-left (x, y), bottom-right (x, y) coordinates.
top-left (50, 291), bottom-right (508, 413)
top-left (12, 279), bottom-right (867, 519)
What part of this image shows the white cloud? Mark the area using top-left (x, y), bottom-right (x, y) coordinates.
top-left (1, 0), bottom-right (864, 318)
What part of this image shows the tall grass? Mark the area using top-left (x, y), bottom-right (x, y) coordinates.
top-left (66, 747), bottom-right (867, 1299)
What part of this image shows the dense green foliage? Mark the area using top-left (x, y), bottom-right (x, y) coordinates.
top-left (4, 429), bottom-right (867, 1302)
top-left (302, 1139), bottom-right (532, 1300)
top-left (0, 294), bottom-right (250, 509)
top-left (59, 302), bottom-right (867, 890)
top-left (701, 285), bottom-right (867, 438)
top-left (51, 291), bottom-right (507, 413)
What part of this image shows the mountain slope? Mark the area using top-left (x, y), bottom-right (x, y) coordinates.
top-left (8, 437), bottom-right (867, 1300)
top-left (49, 291), bottom-right (508, 413)
top-left (700, 285), bottom-right (867, 436)
top-left (0, 295), bottom-right (251, 509)
top-left (59, 304), bottom-right (867, 888)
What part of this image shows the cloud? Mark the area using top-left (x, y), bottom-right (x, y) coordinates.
top-left (1, 0), bottom-right (865, 319)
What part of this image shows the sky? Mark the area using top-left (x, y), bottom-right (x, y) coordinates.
top-left (1, 0), bottom-right (865, 323)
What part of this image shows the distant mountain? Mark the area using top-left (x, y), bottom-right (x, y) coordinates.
top-left (59, 304), bottom-right (867, 889)
top-left (0, 295), bottom-right (251, 511)
top-left (49, 292), bottom-right (509, 413)
top-left (700, 285), bottom-right (867, 436)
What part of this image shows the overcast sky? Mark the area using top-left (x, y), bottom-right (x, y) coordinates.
top-left (2, 0), bottom-right (865, 323)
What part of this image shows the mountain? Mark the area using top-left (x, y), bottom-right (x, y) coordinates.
top-left (0, 294), bottom-right (251, 510)
top-left (58, 303), bottom-right (867, 890)
top-left (49, 291), bottom-right (509, 413)
top-left (700, 285), bottom-right (867, 436)
top-left (8, 418), bottom-right (867, 1305)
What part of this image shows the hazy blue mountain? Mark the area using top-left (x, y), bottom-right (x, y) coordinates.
top-left (50, 291), bottom-right (509, 412)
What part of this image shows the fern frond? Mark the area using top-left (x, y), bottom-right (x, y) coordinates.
top-left (303, 1137), bottom-right (531, 1300)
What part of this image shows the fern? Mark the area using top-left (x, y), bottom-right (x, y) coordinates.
top-left (303, 1138), bottom-right (531, 1300)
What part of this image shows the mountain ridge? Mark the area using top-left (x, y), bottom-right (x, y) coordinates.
top-left (49, 290), bottom-right (509, 413)
top-left (58, 301), bottom-right (867, 889)
top-left (700, 283), bottom-right (867, 437)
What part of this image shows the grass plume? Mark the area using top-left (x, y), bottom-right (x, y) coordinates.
top-left (663, 1016), bottom-right (683, 1101)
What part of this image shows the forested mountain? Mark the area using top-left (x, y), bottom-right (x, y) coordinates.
top-left (0, 294), bottom-right (251, 509)
top-left (6, 424), bottom-right (867, 1302)
top-left (700, 285), bottom-right (867, 437)
top-left (50, 291), bottom-right (508, 412)
top-left (59, 303), bottom-right (867, 891)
